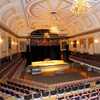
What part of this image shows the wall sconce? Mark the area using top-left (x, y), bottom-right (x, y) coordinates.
top-left (12, 41), bottom-right (14, 45)
top-left (71, 42), bottom-right (73, 45)
top-left (0, 39), bottom-right (3, 43)
top-left (94, 39), bottom-right (99, 43)
top-left (77, 41), bottom-right (79, 44)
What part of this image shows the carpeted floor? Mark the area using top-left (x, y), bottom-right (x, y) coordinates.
top-left (31, 72), bottom-right (85, 84)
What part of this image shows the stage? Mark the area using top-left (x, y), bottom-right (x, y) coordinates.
top-left (26, 60), bottom-right (70, 74)
top-left (12, 60), bottom-right (100, 89)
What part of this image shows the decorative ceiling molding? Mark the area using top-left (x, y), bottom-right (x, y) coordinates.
top-left (69, 28), bottom-right (100, 38)
top-left (0, 0), bottom-right (100, 37)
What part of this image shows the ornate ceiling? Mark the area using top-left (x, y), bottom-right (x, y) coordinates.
top-left (0, 0), bottom-right (100, 37)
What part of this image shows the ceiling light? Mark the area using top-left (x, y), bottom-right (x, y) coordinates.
top-left (50, 27), bottom-right (58, 34)
top-left (71, 0), bottom-right (91, 15)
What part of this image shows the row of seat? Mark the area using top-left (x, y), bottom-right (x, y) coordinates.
top-left (0, 82), bottom-right (48, 100)
top-left (0, 81), bottom-right (99, 100)
top-left (0, 60), bottom-right (12, 70)
top-left (71, 52), bottom-right (100, 63)
top-left (7, 59), bottom-right (25, 80)
top-left (7, 81), bottom-right (37, 92)
top-left (57, 88), bottom-right (100, 100)
top-left (0, 55), bottom-right (19, 71)
top-left (0, 86), bottom-right (99, 100)
top-left (70, 55), bottom-right (100, 67)
top-left (71, 52), bottom-right (100, 62)
top-left (1, 82), bottom-right (90, 99)
top-left (0, 87), bottom-right (21, 99)
top-left (0, 83), bottom-right (30, 95)
top-left (0, 57), bottom-right (21, 79)
top-left (6, 80), bottom-right (91, 93)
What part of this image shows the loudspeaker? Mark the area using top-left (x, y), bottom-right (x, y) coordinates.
top-left (63, 51), bottom-right (69, 62)
top-left (63, 44), bottom-right (71, 62)
top-left (26, 45), bottom-right (32, 65)
top-left (66, 45), bottom-right (69, 51)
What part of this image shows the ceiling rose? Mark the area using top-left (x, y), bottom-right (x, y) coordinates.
top-left (50, 11), bottom-right (57, 15)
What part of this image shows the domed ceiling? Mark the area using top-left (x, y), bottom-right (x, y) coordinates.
top-left (0, 0), bottom-right (100, 37)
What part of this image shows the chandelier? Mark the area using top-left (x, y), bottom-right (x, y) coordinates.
top-left (71, 0), bottom-right (91, 15)
top-left (50, 27), bottom-right (58, 34)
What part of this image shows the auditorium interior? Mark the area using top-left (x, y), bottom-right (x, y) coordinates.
top-left (0, 0), bottom-right (100, 100)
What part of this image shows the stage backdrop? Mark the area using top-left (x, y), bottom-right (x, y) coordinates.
top-left (30, 46), bottom-right (61, 62)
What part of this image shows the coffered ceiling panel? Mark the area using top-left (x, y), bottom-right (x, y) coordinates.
top-left (0, 0), bottom-right (100, 37)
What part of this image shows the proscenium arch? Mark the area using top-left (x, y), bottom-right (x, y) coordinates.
top-left (30, 29), bottom-right (50, 37)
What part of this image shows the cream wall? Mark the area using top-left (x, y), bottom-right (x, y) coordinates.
top-left (0, 26), bottom-right (29, 59)
top-left (0, 28), bottom-right (18, 59)
top-left (68, 32), bottom-right (100, 55)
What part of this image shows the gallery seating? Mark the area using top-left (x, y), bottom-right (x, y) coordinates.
top-left (0, 55), bottom-right (18, 70)
top-left (7, 59), bottom-right (24, 80)
top-left (0, 57), bottom-right (21, 79)
top-left (70, 53), bottom-right (100, 68)
top-left (0, 60), bottom-right (12, 70)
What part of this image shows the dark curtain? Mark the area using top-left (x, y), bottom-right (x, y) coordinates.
top-left (30, 46), bottom-right (61, 62)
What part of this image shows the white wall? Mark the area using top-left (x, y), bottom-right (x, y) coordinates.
top-left (0, 28), bottom-right (18, 59)
top-left (68, 32), bottom-right (100, 55)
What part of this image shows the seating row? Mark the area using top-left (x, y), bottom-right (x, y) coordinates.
top-left (71, 52), bottom-right (100, 63)
top-left (6, 80), bottom-right (91, 93)
top-left (0, 82), bottom-right (91, 99)
top-left (7, 59), bottom-right (26, 80)
top-left (70, 55), bottom-right (100, 67)
top-left (0, 55), bottom-right (19, 70)
top-left (57, 88), bottom-right (100, 100)
top-left (0, 57), bottom-right (21, 79)
top-left (1, 81), bottom-right (100, 100)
